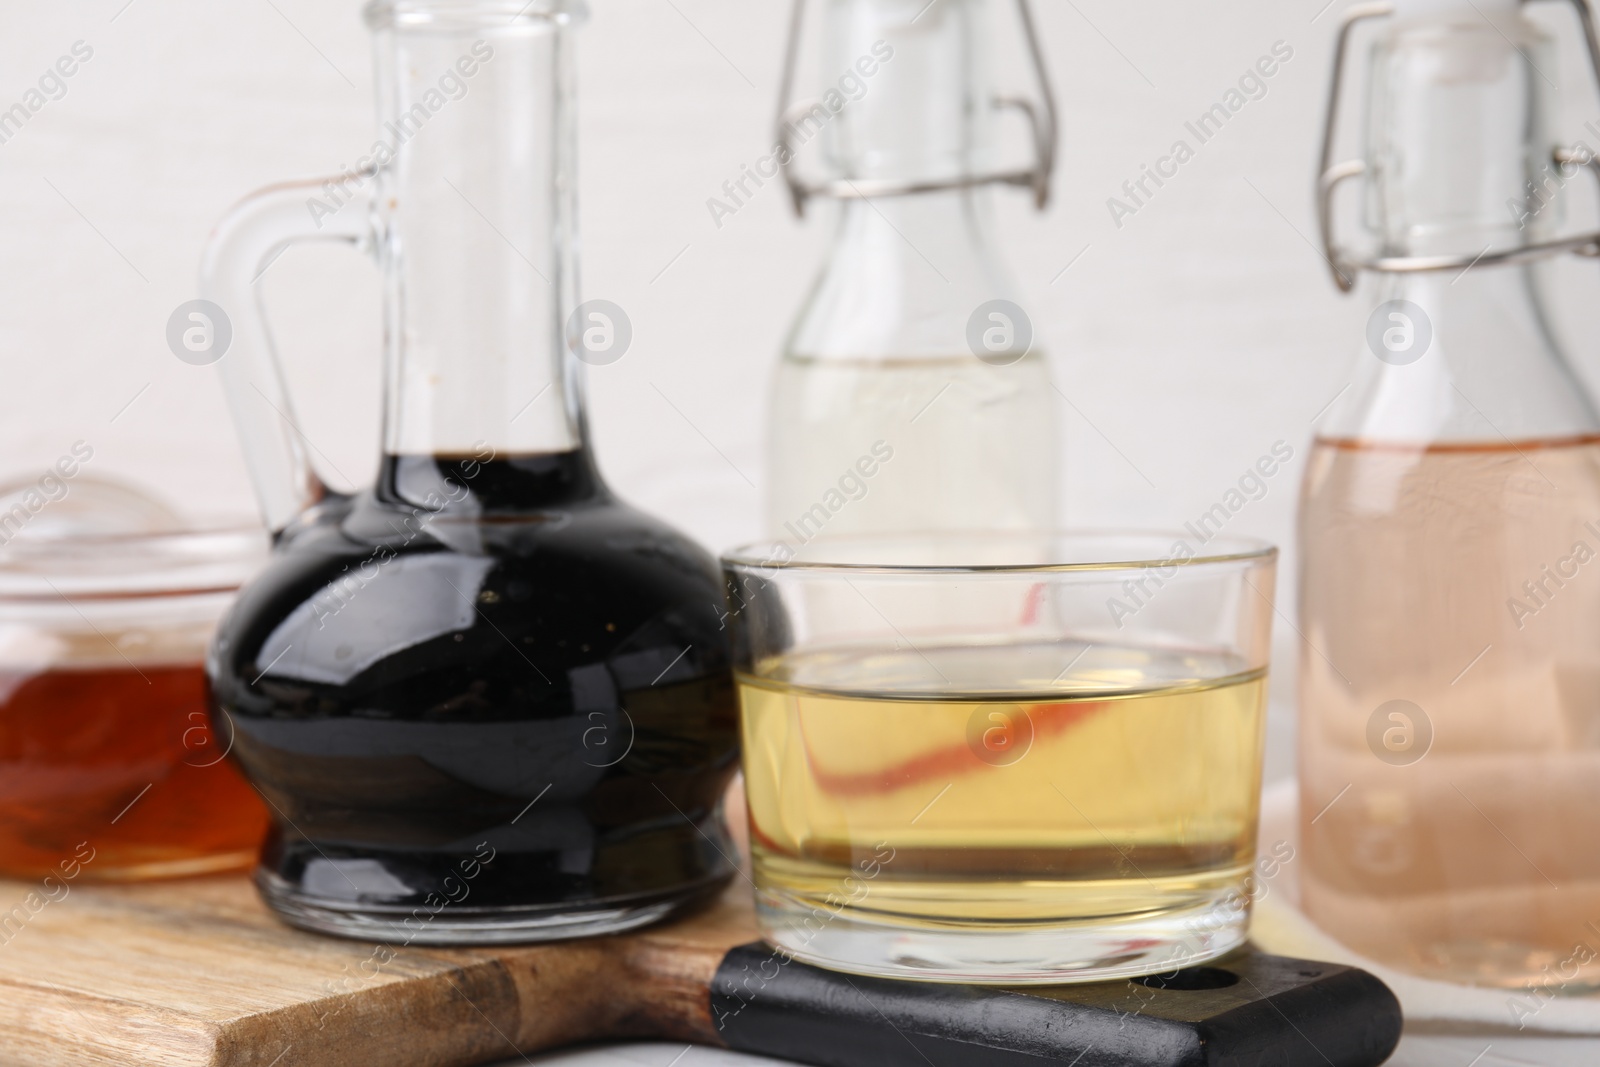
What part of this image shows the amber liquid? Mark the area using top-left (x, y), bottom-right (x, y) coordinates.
top-left (1299, 435), bottom-right (1600, 986)
top-left (0, 663), bottom-right (268, 880)
top-left (740, 642), bottom-right (1266, 929)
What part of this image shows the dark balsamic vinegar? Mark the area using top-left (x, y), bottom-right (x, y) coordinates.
top-left (208, 452), bottom-right (740, 939)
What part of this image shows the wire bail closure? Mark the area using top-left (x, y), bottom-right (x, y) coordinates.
top-left (773, 0), bottom-right (1059, 217)
top-left (1317, 0), bottom-right (1600, 291)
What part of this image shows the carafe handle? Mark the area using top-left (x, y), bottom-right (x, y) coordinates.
top-left (200, 174), bottom-right (376, 534)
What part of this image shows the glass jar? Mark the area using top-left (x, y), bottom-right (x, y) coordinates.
top-left (0, 474), bottom-right (269, 880)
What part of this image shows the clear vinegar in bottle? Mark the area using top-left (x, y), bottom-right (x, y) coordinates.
top-left (766, 0), bottom-right (1060, 539)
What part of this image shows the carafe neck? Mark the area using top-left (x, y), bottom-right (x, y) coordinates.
top-left (367, 2), bottom-right (589, 462)
top-left (377, 450), bottom-right (603, 512)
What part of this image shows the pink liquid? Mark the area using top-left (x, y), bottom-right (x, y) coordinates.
top-left (1299, 435), bottom-right (1600, 987)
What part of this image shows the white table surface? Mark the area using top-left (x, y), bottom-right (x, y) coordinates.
top-left (487, 1045), bottom-right (778, 1067)
top-left (484, 1033), bottom-right (1600, 1067)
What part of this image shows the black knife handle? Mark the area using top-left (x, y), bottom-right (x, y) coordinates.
top-left (708, 944), bottom-right (1401, 1067)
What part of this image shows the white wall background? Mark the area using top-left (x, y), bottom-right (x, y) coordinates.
top-left (2, 0), bottom-right (1599, 778)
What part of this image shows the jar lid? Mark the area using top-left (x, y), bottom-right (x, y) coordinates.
top-left (0, 476), bottom-right (268, 601)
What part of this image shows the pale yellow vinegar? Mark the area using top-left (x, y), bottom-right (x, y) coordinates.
top-left (739, 642), bottom-right (1267, 928)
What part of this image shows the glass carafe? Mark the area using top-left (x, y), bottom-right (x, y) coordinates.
top-left (1301, 0), bottom-right (1600, 986)
top-left (765, 0), bottom-right (1060, 539)
top-left (199, 0), bottom-right (739, 942)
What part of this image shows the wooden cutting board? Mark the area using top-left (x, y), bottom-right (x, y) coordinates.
top-left (0, 868), bottom-right (746, 1067)
top-left (0, 781), bottom-right (1402, 1067)
top-left (0, 864), bottom-right (1406, 1067)
top-left (1, 779), bottom-right (760, 1066)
